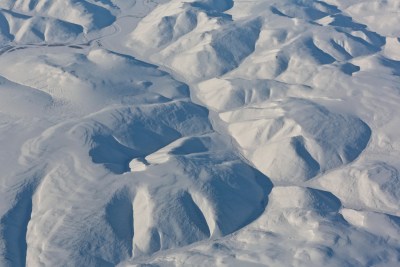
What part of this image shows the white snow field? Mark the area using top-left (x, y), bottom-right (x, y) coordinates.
top-left (0, 0), bottom-right (399, 266)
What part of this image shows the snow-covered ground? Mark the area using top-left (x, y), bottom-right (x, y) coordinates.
top-left (0, 0), bottom-right (399, 266)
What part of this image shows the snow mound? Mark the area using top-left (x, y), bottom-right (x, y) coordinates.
top-left (317, 162), bottom-right (400, 215)
top-left (21, 129), bottom-right (269, 265)
top-left (129, 1), bottom-right (262, 81)
top-left (341, 208), bottom-right (400, 239)
top-left (197, 78), bottom-right (310, 112)
top-left (268, 186), bottom-right (341, 212)
top-left (227, 2), bottom-right (384, 83)
top-left (0, 48), bottom-right (190, 113)
top-left (130, 0), bottom-right (385, 84)
top-left (130, 186), bottom-right (399, 267)
top-left (220, 99), bottom-right (371, 183)
top-left (1, 9), bottom-right (84, 44)
top-left (11, 0), bottom-right (115, 31)
top-left (86, 101), bottom-right (212, 174)
top-left (129, 134), bottom-right (269, 256)
top-left (336, 0), bottom-right (400, 37)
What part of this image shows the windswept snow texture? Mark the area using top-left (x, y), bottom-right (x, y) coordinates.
top-left (0, 0), bottom-right (400, 266)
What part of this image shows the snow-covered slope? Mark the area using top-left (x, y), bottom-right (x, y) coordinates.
top-left (0, 0), bottom-right (399, 266)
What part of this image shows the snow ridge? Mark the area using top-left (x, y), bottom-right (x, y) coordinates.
top-left (0, 0), bottom-right (399, 266)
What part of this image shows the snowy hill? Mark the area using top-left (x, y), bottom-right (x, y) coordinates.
top-left (0, 0), bottom-right (399, 266)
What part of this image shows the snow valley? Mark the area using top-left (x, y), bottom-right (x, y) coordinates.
top-left (0, 0), bottom-right (399, 266)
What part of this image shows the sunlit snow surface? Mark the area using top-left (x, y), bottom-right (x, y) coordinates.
top-left (0, 0), bottom-right (399, 266)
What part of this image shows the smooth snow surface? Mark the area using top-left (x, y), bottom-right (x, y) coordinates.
top-left (0, 0), bottom-right (399, 266)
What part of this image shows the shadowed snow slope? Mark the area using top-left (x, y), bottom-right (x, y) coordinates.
top-left (0, 0), bottom-right (400, 266)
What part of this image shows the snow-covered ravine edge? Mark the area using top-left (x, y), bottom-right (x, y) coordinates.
top-left (0, 0), bottom-right (399, 266)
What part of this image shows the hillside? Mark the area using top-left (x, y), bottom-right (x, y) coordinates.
top-left (0, 0), bottom-right (399, 266)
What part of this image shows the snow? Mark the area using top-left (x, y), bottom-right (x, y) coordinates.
top-left (0, 0), bottom-right (399, 266)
